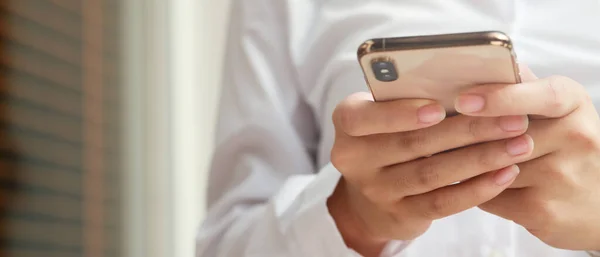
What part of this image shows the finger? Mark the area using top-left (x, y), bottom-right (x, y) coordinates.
top-left (517, 64), bottom-right (547, 120)
top-left (508, 154), bottom-right (565, 189)
top-left (359, 115), bottom-right (529, 166)
top-left (507, 119), bottom-right (565, 188)
top-left (455, 76), bottom-right (587, 118)
top-left (379, 134), bottom-right (534, 197)
top-left (478, 188), bottom-right (543, 229)
top-left (518, 63), bottom-right (538, 82)
top-left (333, 92), bottom-right (445, 136)
top-left (403, 165), bottom-right (520, 220)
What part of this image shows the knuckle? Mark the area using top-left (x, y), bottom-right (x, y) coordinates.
top-left (465, 183), bottom-right (489, 203)
top-left (474, 145), bottom-right (496, 168)
top-left (330, 145), bottom-right (356, 172)
top-left (399, 130), bottom-right (429, 152)
top-left (543, 158), bottom-right (577, 186)
top-left (495, 87), bottom-right (517, 108)
top-left (543, 156), bottom-right (565, 174)
top-left (391, 170), bottom-right (416, 196)
top-left (414, 161), bottom-right (441, 188)
top-left (545, 75), bottom-right (572, 113)
top-left (565, 125), bottom-right (600, 151)
top-left (467, 117), bottom-right (485, 139)
top-left (425, 194), bottom-right (454, 219)
top-left (333, 101), bottom-right (362, 136)
top-left (545, 162), bottom-right (566, 182)
top-left (531, 201), bottom-right (559, 227)
top-left (461, 143), bottom-right (496, 170)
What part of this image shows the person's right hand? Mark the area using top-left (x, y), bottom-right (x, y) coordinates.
top-left (327, 92), bottom-right (533, 257)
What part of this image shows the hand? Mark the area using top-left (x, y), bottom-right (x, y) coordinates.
top-left (327, 92), bottom-right (532, 256)
top-left (455, 66), bottom-right (600, 251)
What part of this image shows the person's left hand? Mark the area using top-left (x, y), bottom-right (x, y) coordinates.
top-left (454, 65), bottom-right (600, 251)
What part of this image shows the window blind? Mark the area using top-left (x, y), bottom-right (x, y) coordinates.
top-left (0, 0), bottom-right (121, 256)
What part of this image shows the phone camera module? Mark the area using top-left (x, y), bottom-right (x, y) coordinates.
top-left (371, 60), bottom-right (398, 82)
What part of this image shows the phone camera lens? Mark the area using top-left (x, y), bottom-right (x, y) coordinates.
top-left (371, 60), bottom-right (398, 82)
top-left (375, 62), bottom-right (388, 68)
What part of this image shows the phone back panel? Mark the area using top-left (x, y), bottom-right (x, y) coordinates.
top-left (358, 33), bottom-right (520, 115)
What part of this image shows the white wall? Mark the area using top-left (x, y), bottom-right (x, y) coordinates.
top-left (121, 0), bottom-right (231, 256)
top-left (171, 0), bottom-right (232, 256)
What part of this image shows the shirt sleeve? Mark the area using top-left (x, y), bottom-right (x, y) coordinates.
top-left (195, 0), bottom-right (364, 256)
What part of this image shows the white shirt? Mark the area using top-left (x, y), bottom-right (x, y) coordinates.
top-left (196, 1), bottom-right (600, 256)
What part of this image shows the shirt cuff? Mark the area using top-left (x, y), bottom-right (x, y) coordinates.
top-left (277, 163), bottom-right (410, 257)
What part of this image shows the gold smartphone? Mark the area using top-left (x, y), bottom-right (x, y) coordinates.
top-left (357, 31), bottom-right (521, 115)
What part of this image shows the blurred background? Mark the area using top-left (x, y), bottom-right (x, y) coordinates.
top-left (0, 0), bottom-right (230, 256)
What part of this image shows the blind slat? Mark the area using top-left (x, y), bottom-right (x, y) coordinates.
top-left (0, 129), bottom-right (82, 170)
top-left (0, 249), bottom-right (80, 257)
top-left (0, 189), bottom-right (81, 221)
top-left (0, 160), bottom-right (82, 197)
top-left (0, 70), bottom-right (82, 118)
top-left (0, 102), bottom-right (82, 144)
top-left (0, 219), bottom-right (81, 247)
top-left (48, 0), bottom-right (80, 14)
top-left (0, 43), bottom-right (81, 92)
top-left (0, 0), bottom-right (80, 40)
top-left (0, 15), bottom-right (81, 66)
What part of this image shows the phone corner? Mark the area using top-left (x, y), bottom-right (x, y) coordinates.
top-left (357, 39), bottom-right (377, 60)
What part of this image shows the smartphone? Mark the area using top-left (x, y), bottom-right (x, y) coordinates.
top-left (357, 31), bottom-right (521, 116)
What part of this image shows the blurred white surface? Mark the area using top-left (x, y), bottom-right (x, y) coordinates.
top-left (171, 0), bottom-right (231, 256)
top-left (172, 0), bottom-right (231, 256)
top-left (121, 0), bottom-right (230, 256)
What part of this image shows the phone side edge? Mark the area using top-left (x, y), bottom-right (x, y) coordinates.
top-left (357, 39), bottom-right (382, 101)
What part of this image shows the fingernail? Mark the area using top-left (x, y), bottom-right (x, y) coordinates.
top-left (499, 116), bottom-right (528, 132)
top-left (455, 94), bottom-right (485, 113)
top-left (494, 165), bottom-right (520, 185)
top-left (417, 104), bottom-right (445, 124)
top-left (506, 136), bottom-right (531, 156)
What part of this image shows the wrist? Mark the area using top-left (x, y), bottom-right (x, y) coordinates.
top-left (327, 178), bottom-right (388, 257)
